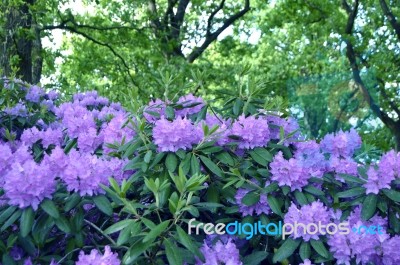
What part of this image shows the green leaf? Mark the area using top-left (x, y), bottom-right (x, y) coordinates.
top-left (104, 219), bottom-right (134, 234)
top-left (303, 185), bottom-right (325, 196)
top-left (40, 199), bottom-right (60, 219)
top-left (1, 210), bottom-right (21, 232)
top-left (294, 191), bottom-right (308, 205)
top-left (272, 238), bottom-right (301, 263)
top-left (338, 173), bottom-right (366, 184)
top-left (199, 155), bottom-right (223, 177)
top-left (176, 226), bottom-right (202, 258)
top-left (215, 152), bottom-right (235, 166)
top-left (249, 150), bottom-right (268, 166)
top-left (123, 240), bottom-right (153, 263)
top-left (64, 193), bottom-right (81, 212)
top-left (0, 206), bottom-right (17, 224)
top-left (267, 195), bottom-right (282, 216)
top-left (310, 239), bottom-right (330, 258)
top-left (190, 155), bottom-right (201, 175)
top-left (144, 150), bottom-right (153, 164)
top-left (242, 191), bottom-right (260, 206)
top-left (382, 189), bottom-right (400, 202)
top-left (242, 251), bottom-right (268, 265)
top-left (166, 106), bottom-right (175, 120)
top-left (253, 148), bottom-right (273, 162)
top-left (361, 194), bottom-right (377, 221)
top-left (299, 241), bottom-right (311, 260)
top-left (337, 187), bottom-right (366, 198)
top-left (93, 195), bottom-right (113, 216)
top-left (55, 216), bottom-right (71, 233)
top-left (20, 207), bottom-right (34, 237)
top-left (166, 153), bottom-right (178, 172)
top-left (164, 238), bottom-right (183, 265)
top-left (142, 220), bottom-right (170, 243)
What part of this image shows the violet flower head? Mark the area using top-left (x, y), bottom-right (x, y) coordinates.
top-left (320, 129), bottom-right (361, 158)
top-left (4, 102), bottom-right (28, 117)
top-left (101, 113), bottom-right (135, 153)
top-left (153, 116), bottom-right (202, 152)
top-left (201, 114), bottom-right (231, 145)
top-left (4, 160), bottom-right (56, 210)
top-left (25, 85), bottom-right (45, 103)
top-left (230, 115), bottom-right (270, 149)
top-left (195, 238), bottom-right (242, 265)
top-left (75, 246), bottom-right (120, 265)
top-left (235, 188), bottom-right (270, 216)
top-left (175, 94), bottom-right (205, 117)
top-left (270, 152), bottom-right (312, 191)
top-left (284, 201), bottom-right (332, 241)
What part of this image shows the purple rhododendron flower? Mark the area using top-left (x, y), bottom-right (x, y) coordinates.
top-left (320, 129), bottom-right (361, 158)
top-left (101, 113), bottom-right (135, 153)
top-left (230, 115), bottom-right (270, 149)
top-left (195, 238), bottom-right (242, 265)
top-left (284, 201), bottom-right (333, 241)
top-left (4, 159), bottom-right (56, 210)
top-left (25, 85), bottom-right (45, 103)
top-left (4, 102), bottom-right (28, 116)
top-left (153, 116), bottom-right (202, 152)
top-left (75, 246), bottom-right (120, 265)
top-left (201, 114), bottom-right (231, 145)
top-left (270, 152), bottom-right (314, 191)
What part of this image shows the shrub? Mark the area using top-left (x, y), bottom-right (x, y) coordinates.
top-left (0, 78), bottom-right (399, 264)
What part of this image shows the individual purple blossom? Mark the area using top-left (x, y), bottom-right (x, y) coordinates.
top-left (364, 151), bottom-right (399, 194)
top-left (25, 85), bottom-right (45, 103)
top-left (327, 156), bottom-right (359, 182)
top-left (230, 115), bottom-right (270, 149)
top-left (327, 207), bottom-right (388, 265)
top-left (47, 91), bottom-right (59, 100)
top-left (77, 127), bottom-right (103, 153)
top-left (320, 129), bottom-right (361, 158)
top-left (284, 201), bottom-right (333, 241)
top-left (195, 238), bottom-right (242, 265)
top-left (4, 102), bottom-right (28, 116)
top-left (4, 160), bottom-right (56, 210)
top-left (153, 116), bottom-right (202, 152)
top-left (175, 94), bottom-right (205, 117)
top-left (58, 103), bottom-right (96, 138)
top-left (235, 188), bottom-right (270, 216)
top-left (75, 246), bottom-right (120, 265)
top-left (143, 99), bottom-right (167, 123)
top-left (270, 152), bottom-right (313, 191)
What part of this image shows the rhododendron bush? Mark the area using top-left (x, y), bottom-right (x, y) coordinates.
top-left (0, 78), bottom-right (400, 265)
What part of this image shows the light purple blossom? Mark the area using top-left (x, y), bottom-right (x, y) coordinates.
top-left (75, 246), bottom-right (120, 265)
top-left (25, 85), bottom-right (45, 103)
top-left (4, 160), bottom-right (56, 210)
top-left (153, 116), bottom-right (202, 152)
top-left (230, 115), bottom-right (270, 149)
top-left (320, 129), bottom-right (361, 158)
top-left (270, 152), bottom-right (313, 191)
top-left (195, 238), bottom-right (242, 265)
top-left (284, 201), bottom-right (333, 241)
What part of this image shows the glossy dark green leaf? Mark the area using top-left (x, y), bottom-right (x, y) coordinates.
top-left (93, 195), bottom-right (113, 216)
top-left (272, 238), bottom-right (301, 263)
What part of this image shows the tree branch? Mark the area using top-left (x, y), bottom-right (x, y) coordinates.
top-left (341, 0), bottom-right (398, 130)
top-left (43, 22), bottom-right (138, 88)
top-left (187, 0), bottom-right (250, 63)
top-left (379, 0), bottom-right (400, 41)
top-left (207, 0), bottom-right (226, 35)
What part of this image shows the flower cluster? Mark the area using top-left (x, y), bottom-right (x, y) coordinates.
top-left (284, 201), bottom-right (334, 241)
top-left (327, 207), bottom-right (400, 265)
top-left (196, 238), bottom-right (242, 265)
top-left (76, 246), bottom-right (120, 265)
top-left (364, 150), bottom-right (399, 194)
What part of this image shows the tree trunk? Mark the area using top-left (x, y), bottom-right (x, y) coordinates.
top-left (0, 0), bottom-right (41, 84)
